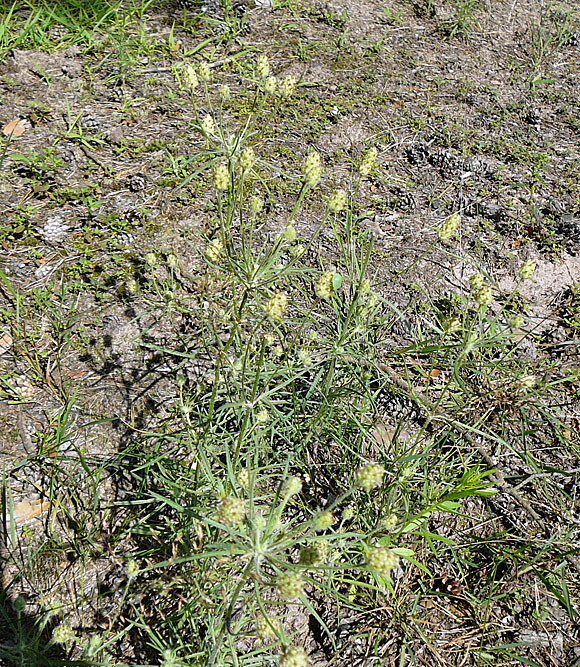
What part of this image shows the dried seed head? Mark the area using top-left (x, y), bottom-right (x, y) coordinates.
top-left (366, 546), bottom-right (399, 577)
top-left (355, 463), bottom-right (385, 492)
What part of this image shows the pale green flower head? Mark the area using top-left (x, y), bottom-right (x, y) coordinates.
top-left (444, 316), bottom-right (461, 334)
top-left (217, 496), bottom-right (245, 525)
top-left (265, 292), bottom-right (288, 321)
top-left (359, 146), bottom-right (378, 176)
top-left (201, 114), bottom-right (216, 137)
top-left (381, 513), bottom-right (399, 531)
top-left (249, 195), bottom-right (264, 213)
top-left (12, 596), bottom-right (26, 613)
top-left (469, 273), bottom-right (484, 291)
top-left (518, 374), bottom-right (537, 389)
top-left (256, 409), bottom-right (270, 424)
top-left (212, 162), bottom-right (229, 190)
top-left (313, 510), bottom-right (335, 531)
top-left (205, 237), bottom-right (223, 262)
top-left (256, 615), bottom-right (281, 640)
top-left (355, 463), bottom-right (385, 491)
top-left (283, 475), bottom-right (302, 497)
top-left (282, 224), bottom-right (297, 242)
top-left (341, 505), bottom-right (354, 520)
top-left (239, 146), bottom-right (256, 172)
top-left (52, 623), bottom-right (77, 645)
top-left (315, 270), bottom-right (337, 299)
top-left (518, 258), bottom-right (536, 280)
top-left (161, 648), bottom-right (184, 667)
top-left (474, 284), bottom-right (493, 309)
top-left (125, 559), bottom-right (139, 580)
top-left (183, 64), bottom-right (199, 89)
top-left (327, 188), bottom-right (348, 213)
top-left (197, 60), bottom-right (211, 81)
top-left (366, 546), bottom-right (399, 576)
top-left (299, 540), bottom-right (328, 566)
top-left (264, 76), bottom-right (277, 95)
top-left (278, 75), bottom-right (297, 98)
top-left (278, 646), bottom-right (309, 667)
top-left (438, 212), bottom-right (461, 242)
top-left (255, 54), bottom-right (270, 79)
top-left (509, 313), bottom-right (524, 330)
top-left (236, 468), bottom-right (250, 487)
top-left (302, 151), bottom-right (322, 187)
top-left (277, 571), bottom-right (304, 598)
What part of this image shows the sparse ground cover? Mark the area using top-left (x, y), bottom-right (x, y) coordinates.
top-left (1, 0), bottom-right (580, 665)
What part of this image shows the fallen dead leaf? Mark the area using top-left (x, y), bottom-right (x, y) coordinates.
top-left (11, 498), bottom-right (50, 526)
top-left (369, 421), bottom-right (413, 449)
top-left (2, 118), bottom-right (27, 138)
top-left (0, 330), bottom-right (12, 356)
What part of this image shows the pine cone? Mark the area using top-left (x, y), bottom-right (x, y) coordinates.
top-left (39, 215), bottom-right (70, 243)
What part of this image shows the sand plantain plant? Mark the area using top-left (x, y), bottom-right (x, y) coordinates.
top-left (81, 57), bottom-right (502, 666)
